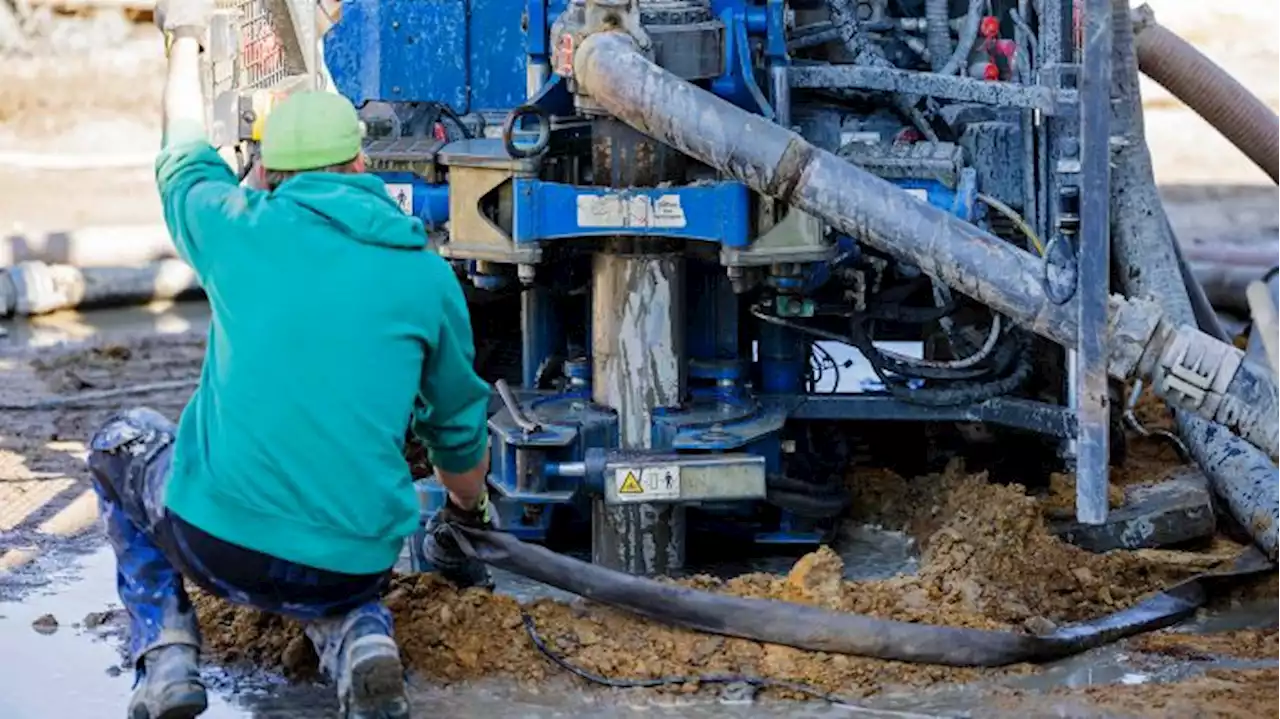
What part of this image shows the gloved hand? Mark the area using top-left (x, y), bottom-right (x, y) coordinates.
top-left (421, 491), bottom-right (499, 590)
top-left (153, 0), bottom-right (214, 34)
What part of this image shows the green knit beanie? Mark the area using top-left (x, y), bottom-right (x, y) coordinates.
top-left (260, 91), bottom-right (364, 171)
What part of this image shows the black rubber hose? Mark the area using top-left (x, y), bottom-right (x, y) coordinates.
top-left (1110, 0), bottom-right (1278, 561)
top-left (1132, 5), bottom-right (1279, 183)
top-left (454, 526), bottom-right (1271, 667)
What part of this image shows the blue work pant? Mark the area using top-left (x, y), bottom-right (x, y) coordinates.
top-left (86, 407), bottom-right (396, 684)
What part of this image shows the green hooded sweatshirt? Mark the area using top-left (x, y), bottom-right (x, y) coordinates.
top-left (155, 140), bottom-right (491, 576)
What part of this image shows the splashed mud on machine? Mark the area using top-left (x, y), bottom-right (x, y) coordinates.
top-left (202, 0), bottom-right (1278, 577)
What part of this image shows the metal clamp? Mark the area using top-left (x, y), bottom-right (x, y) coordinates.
top-left (501, 104), bottom-right (552, 159)
top-left (1157, 325), bottom-right (1243, 416)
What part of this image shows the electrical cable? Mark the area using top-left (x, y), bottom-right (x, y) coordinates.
top-left (1123, 379), bottom-right (1190, 460)
top-left (519, 611), bottom-right (945, 714)
top-left (856, 324), bottom-right (1033, 406)
top-left (1041, 234), bottom-right (1079, 305)
top-left (751, 304), bottom-right (1017, 385)
top-left (977, 192), bottom-right (1044, 255)
top-left (877, 314), bottom-right (1003, 369)
top-left (806, 341), bottom-right (843, 393)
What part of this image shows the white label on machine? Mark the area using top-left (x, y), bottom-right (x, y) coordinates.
top-left (614, 465), bottom-right (682, 502)
top-left (649, 195), bottom-right (687, 228)
top-left (577, 193), bottom-right (688, 230)
top-left (385, 184), bottom-right (413, 215)
top-left (904, 188), bottom-right (929, 202)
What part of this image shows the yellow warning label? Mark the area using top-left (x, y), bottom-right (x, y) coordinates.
top-left (618, 471), bottom-right (644, 494)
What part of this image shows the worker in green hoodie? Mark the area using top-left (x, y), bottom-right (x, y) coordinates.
top-left (85, 3), bottom-right (496, 718)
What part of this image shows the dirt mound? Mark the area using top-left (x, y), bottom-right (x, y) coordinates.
top-left (740, 464), bottom-right (1191, 630)
top-left (194, 462), bottom-right (1208, 696)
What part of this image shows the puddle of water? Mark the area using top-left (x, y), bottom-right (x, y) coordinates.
top-left (0, 300), bottom-right (210, 350)
top-left (0, 546), bottom-right (244, 719)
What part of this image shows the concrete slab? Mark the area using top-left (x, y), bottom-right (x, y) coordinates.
top-left (1052, 468), bottom-right (1217, 552)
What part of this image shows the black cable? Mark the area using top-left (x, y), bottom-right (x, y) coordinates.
top-left (519, 611), bottom-right (862, 706)
top-left (853, 322), bottom-right (1033, 407)
top-left (807, 342), bottom-right (842, 393)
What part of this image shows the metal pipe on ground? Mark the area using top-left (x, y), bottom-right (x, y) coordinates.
top-left (0, 260), bottom-right (203, 317)
top-left (569, 30), bottom-right (1280, 461)
top-left (2, 224), bottom-right (177, 268)
top-left (1132, 4), bottom-right (1279, 184)
top-left (1181, 243), bottom-right (1280, 316)
top-left (1109, 0), bottom-right (1277, 561)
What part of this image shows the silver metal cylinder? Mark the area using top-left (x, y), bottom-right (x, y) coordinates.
top-left (589, 249), bottom-right (688, 575)
top-left (770, 64), bottom-right (791, 130)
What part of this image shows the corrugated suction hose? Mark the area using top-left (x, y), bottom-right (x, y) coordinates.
top-left (1132, 5), bottom-right (1279, 183)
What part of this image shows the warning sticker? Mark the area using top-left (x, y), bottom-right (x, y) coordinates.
top-left (613, 465), bottom-right (681, 502)
top-left (385, 184), bottom-right (413, 215)
top-left (618, 471), bottom-right (644, 495)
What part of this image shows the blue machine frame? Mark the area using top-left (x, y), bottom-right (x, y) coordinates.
top-left (323, 0), bottom-right (1083, 552)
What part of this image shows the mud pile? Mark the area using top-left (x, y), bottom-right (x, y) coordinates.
top-left (194, 460), bottom-right (1209, 695)
top-left (750, 462), bottom-right (1193, 629)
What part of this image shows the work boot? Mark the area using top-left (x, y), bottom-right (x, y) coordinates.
top-left (126, 644), bottom-right (207, 719)
top-left (307, 607), bottom-right (410, 719)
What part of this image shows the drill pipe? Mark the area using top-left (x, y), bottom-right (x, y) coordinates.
top-left (570, 31), bottom-right (1280, 459)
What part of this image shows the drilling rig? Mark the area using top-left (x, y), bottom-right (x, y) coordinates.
top-left (202, 0), bottom-right (1279, 576)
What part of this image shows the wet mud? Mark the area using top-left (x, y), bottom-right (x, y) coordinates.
top-left (3, 330), bottom-right (1276, 714)
top-left (192, 458), bottom-right (1258, 700)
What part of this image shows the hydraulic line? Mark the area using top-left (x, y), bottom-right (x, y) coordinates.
top-left (569, 30), bottom-right (1280, 459)
top-left (924, 0), bottom-right (951, 71)
top-left (1131, 4), bottom-right (1279, 183)
top-left (1110, 0), bottom-right (1277, 561)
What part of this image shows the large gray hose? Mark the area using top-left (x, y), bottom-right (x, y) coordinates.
top-left (456, 526), bottom-right (1271, 667)
top-left (1110, 0), bottom-right (1278, 561)
top-left (1132, 4), bottom-right (1279, 183)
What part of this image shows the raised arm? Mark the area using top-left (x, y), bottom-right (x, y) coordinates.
top-left (152, 0), bottom-right (244, 273)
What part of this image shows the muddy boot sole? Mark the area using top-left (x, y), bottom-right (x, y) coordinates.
top-left (344, 637), bottom-right (410, 719)
top-left (129, 685), bottom-right (208, 719)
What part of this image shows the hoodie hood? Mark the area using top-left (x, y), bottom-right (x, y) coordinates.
top-left (275, 172), bottom-right (426, 249)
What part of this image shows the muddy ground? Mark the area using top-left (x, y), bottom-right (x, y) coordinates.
top-left (1, 1), bottom-right (1278, 717)
top-left (2, 331), bottom-right (1276, 716)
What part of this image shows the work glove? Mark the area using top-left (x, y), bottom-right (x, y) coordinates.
top-left (421, 491), bottom-right (499, 590)
top-left (153, 0), bottom-right (213, 36)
